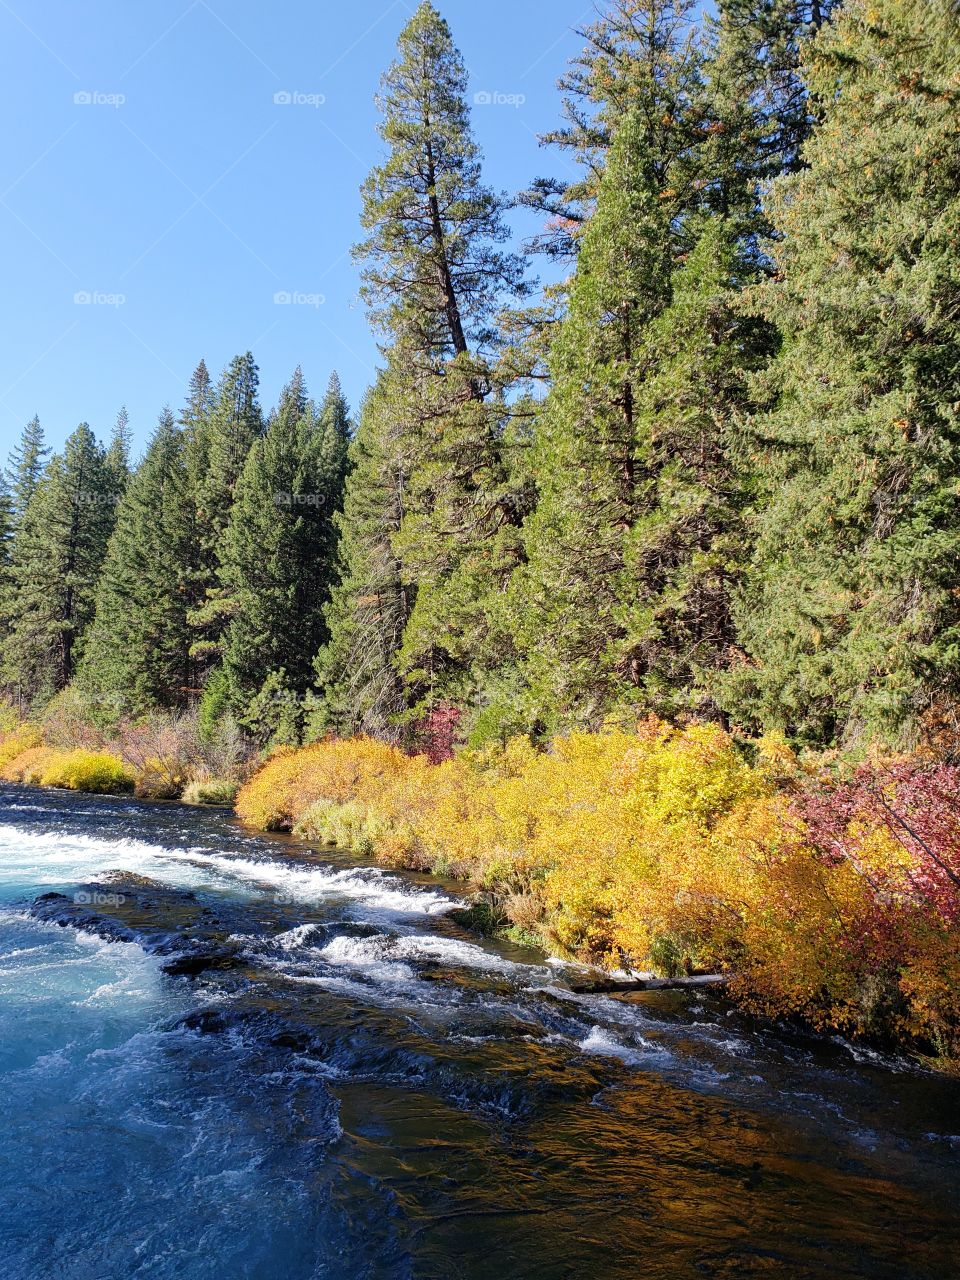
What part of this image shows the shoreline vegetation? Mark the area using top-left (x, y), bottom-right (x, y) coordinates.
top-left (3, 711), bottom-right (959, 1070)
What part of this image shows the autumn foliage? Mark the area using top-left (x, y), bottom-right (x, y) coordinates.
top-left (0, 742), bottom-right (133, 793)
top-left (235, 722), bottom-right (960, 1062)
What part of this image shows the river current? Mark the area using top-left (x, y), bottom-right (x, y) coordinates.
top-left (0, 783), bottom-right (958, 1279)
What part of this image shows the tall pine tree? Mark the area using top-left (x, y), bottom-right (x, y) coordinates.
top-left (340, 1), bottom-right (527, 730)
top-left (729, 0), bottom-right (960, 747)
top-left (6, 416), bottom-right (49, 528)
top-left (187, 351), bottom-right (263, 680)
top-left (218, 368), bottom-right (349, 740)
top-left (516, 27), bottom-right (710, 728)
top-left (3, 424), bottom-right (116, 706)
top-left (78, 410), bottom-right (194, 713)
top-left (520, 0), bottom-right (702, 261)
top-left (312, 375), bottom-right (411, 740)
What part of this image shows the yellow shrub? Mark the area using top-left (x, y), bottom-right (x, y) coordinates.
top-left (0, 725), bottom-right (42, 770)
top-left (237, 723), bottom-right (779, 965)
top-left (134, 756), bottom-right (185, 800)
top-left (236, 736), bottom-right (420, 831)
top-left (38, 749), bottom-right (134, 794)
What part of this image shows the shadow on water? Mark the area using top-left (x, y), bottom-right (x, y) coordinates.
top-left (0, 784), bottom-right (958, 1280)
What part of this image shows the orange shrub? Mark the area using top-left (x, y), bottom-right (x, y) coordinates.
top-left (1, 745), bottom-right (59, 784)
top-left (236, 736), bottom-right (419, 831)
top-left (0, 725), bottom-right (43, 771)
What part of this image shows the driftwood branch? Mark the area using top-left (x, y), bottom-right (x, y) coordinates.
top-left (568, 973), bottom-right (728, 995)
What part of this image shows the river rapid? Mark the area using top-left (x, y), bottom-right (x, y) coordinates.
top-left (0, 783), bottom-right (958, 1280)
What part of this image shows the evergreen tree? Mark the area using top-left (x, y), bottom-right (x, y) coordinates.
top-left (520, 0), bottom-right (703, 260)
top-left (6, 415), bottom-right (49, 527)
top-left (350, 1), bottom-right (528, 725)
top-left (517, 47), bottom-right (767, 730)
top-left (728, 0), bottom-right (960, 746)
top-left (517, 103), bottom-right (689, 726)
top-left (180, 359), bottom-right (215, 490)
top-left (218, 368), bottom-right (349, 739)
top-left (78, 410), bottom-right (194, 713)
top-left (316, 372), bottom-right (351, 492)
top-left (356, 2), bottom-right (525, 359)
top-left (178, 358), bottom-right (215, 695)
top-left (311, 376), bottom-right (411, 739)
top-left (520, 0), bottom-right (835, 262)
top-left (711, 0), bottom-right (840, 182)
top-left (3, 424), bottom-right (116, 706)
top-left (187, 351), bottom-right (263, 678)
top-left (106, 405), bottom-right (132, 486)
top-left (617, 217), bottom-right (771, 718)
top-left (0, 475), bottom-right (13, 608)
top-left (196, 352), bottom-right (263, 542)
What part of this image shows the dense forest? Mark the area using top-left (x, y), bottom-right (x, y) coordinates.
top-left (4, 0), bottom-right (958, 756)
top-left (2, 0), bottom-right (960, 1058)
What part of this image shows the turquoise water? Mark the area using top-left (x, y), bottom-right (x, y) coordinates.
top-left (1, 785), bottom-right (958, 1280)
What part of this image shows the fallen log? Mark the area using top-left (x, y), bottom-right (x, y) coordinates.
top-left (567, 973), bottom-right (728, 995)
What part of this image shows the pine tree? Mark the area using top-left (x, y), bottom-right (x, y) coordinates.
top-left (520, 0), bottom-right (703, 260)
top-left (728, 0), bottom-right (960, 746)
top-left (218, 368), bottom-right (349, 739)
top-left (6, 415), bottom-right (49, 527)
top-left (0, 475), bottom-right (13, 608)
top-left (3, 424), bottom-right (116, 706)
top-left (78, 410), bottom-right (194, 713)
top-left (316, 372), bottom-right (351, 494)
top-left (516, 38), bottom-right (713, 728)
top-left (355, 2), bottom-right (525, 360)
top-left (616, 217), bottom-right (771, 719)
top-left (106, 405), bottom-right (132, 486)
top-left (311, 376), bottom-right (411, 739)
top-left (181, 359), bottom-right (215, 490)
top-left (196, 352), bottom-right (263, 542)
top-left (711, 0), bottom-right (840, 183)
top-left (178, 358), bottom-right (215, 695)
top-left (187, 351), bottom-right (263, 679)
top-left (349, 1), bottom-right (528, 725)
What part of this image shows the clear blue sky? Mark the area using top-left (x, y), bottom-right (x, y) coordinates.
top-left (0, 0), bottom-right (597, 460)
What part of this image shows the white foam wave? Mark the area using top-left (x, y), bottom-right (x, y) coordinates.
top-left (310, 931), bottom-right (526, 976)
top-left (579, 1026), bottom-right (656, 1064)
top-left (0, 823), bottom-right (456, 918)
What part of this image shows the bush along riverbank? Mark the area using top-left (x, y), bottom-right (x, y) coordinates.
top-left (235, 724), bottom-right (960, 1069)
top-left (0, 699), bottom-right (245, 804)
top-left (4, 703), bottom-right (959, 1068)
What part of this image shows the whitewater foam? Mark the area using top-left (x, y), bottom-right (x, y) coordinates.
top-left (0, 823), bottom-right (457, 918)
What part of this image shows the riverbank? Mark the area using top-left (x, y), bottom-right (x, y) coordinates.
top-left (3, 713), bottom-right (960, 1067)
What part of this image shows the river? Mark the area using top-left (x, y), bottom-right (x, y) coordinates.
top-left (0, 783), bottom-right (958, 1279)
